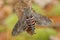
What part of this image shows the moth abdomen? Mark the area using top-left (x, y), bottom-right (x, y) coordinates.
top-left (26, 15), bottom-right (36, 35)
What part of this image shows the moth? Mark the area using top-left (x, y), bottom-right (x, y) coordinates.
top-left (12, 0), bottom-right (52, 36)
top-left (12, 7), bottom-right (52, 36)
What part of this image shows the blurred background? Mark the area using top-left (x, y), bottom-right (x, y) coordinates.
top-left (0, 0), bottom-right (60, 40)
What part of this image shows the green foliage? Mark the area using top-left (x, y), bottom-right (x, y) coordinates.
top-left (12, 28), bottom-right (57, 40)
top-left (0, 25), bottom-right (7, 32)
top-left (48, 3), bottom-right (60, 16)
top-left (5, 13), bottom-right (18, 30)
top-left (32, 3), bottom-right (60, 17)
top-left (32, 3), bottom-right (46, 16)
top-left (26, 28), bottom-right (57, 40)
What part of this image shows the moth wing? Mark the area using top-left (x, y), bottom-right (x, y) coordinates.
top-left (12, 13), bottom-right (27, 36)
top-left (32, 11), bottom-right (52, 26)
